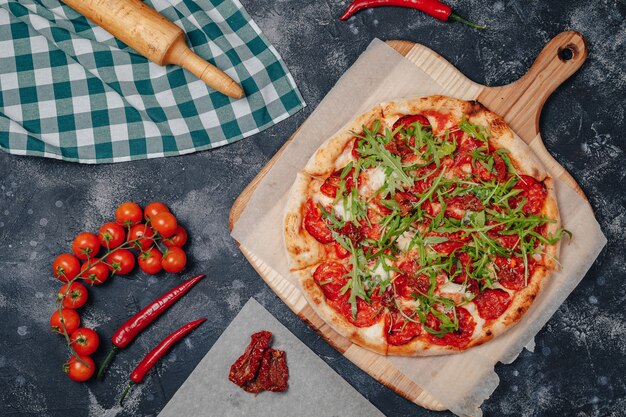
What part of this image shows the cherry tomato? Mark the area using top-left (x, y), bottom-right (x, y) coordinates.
top-left (144, 202), bottom-right (170, 221)
top-left (80, 259), bottom-right (110, 285)
top-left (138, 248), bottom-right (163, 274)
top-left (151, 212), bottom-right (178, 238)
top-left (107, 249), bottom-right (136, 275)
top-left (98, 222), bottom-right (126, 249)
top-left (163, 226), bottom-right (188, 248)
top-left (64, 355), bottom-right (95, 382)
top-left (57, 282), bottom-right (88, 309)
top-left (50, 308), bottom-right (80, 335)
top-left (71, 232), bottom-right (101, 261)
top-left (127, 223), bottom-right (155, 251)
top-left (70, 328), bottom-right (100, 356)
top-left (52, 254), bottom-right (81, 282)
top-left (161, 247), bottom-right (187, 273)
top-left (115, 201), bottom-right (142, 226)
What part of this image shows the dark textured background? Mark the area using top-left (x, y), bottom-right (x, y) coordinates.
top-left (1, 1), bottom-right (624, 416)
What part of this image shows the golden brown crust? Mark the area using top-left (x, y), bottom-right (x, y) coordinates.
top-left (303, 106), bottom-right (384, 178)
top-left (284, 96), bottom-right (562, 356)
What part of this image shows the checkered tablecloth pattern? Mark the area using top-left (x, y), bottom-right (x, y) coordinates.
top-left (0, 0), bottom-right (304, 163)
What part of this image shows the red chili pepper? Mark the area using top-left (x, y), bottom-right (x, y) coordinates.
top-left (339, 0), bottom-right (485, 29)
top-left (119, 318), bottom-right (206, 405)
top-left (97, 274), bottom-right (205, 379)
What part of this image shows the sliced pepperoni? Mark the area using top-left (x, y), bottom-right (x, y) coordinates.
top-left (474, 289), bottom-right (512, 320)
top-left (334, 242), bottom-right (350, 259)
top-left (393, 114), bottom-right (431, 133)
top-left (426, 306), bottom-right (476, 348)
top-left (320, 168), bottom-right (355, 198)
top-left (444, 194), bottom-right (484, 220)
top-left (394, 191), bottom-right (418, 216)
top-left (427, 230), bottom-right (470, 255)
top-left (511, 175), bottom-right (547, 215)
top-left (398, 260), bottom-right (417, 275)
top-left (338, 221), bottom-right (362, 245)
top-left (313, 261), bottom-right (349, 301)
top-left (494, 256), bottom-right (528, 290)
top-left (493, 153), bottom-right (508, 183)
top-left (331, 292), bottom-right (384, 328)
top-left (384, 308), bottom-right (422, 346)
top-left (303, 199), bottom-right (334, 244)
top-left (431, 240), bottom-right (466, 255)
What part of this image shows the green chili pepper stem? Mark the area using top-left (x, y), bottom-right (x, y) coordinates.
top-left (96, 345), bottom-right (119, 380)
top-left (449, 12), bottom-right (486, 29)
top-left (119, 381), bottom-right (136, 406)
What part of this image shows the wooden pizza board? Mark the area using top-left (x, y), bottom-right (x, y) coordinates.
top-left (229, 31), bottom-right (589, 411)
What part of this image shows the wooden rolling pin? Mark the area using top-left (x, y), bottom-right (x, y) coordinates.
top-left (62, 0), bottom-right (244, 99)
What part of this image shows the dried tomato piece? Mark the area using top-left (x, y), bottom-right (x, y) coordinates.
top-left (258, 349), bottom-right (289, 392)
top-left (444, 194), bottom-right (484, 220)
top-left (243, 348), bottom-right (289, 393)
top-left (394, 191), bottom-right (418, 216)
top-left (228, 331), bottom-right (272, 387)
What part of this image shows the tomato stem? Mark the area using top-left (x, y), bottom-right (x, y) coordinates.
top-left (119, 381), bottom-right (135, 406)
top-left (97, 345), bottom-right (119, 380)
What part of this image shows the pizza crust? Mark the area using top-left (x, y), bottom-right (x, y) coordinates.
top-left (303, 105), bottom-right (384, 178)
top-left (284, 95), bottom-right (562, 356)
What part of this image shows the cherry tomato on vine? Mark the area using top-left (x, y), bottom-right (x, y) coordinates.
top-left (107, 249), bottom-right (135, 275)
top-left (52, 254), bottom-right (81, 282)
top-left (163, 225), bottom-right (188, 248)
top-left (50, 308), bottom-right (80, 335)
top-left (80, 260), bottom-right (110, 285)
top-left (70, 328), bottom-right (100, 356)
top-left (64, 355), bottom-right (95, 382)
top-left (144, 202), bottom-right (170, 221)
top-left (115, 202), bottom-right (142, 226)
top-left (57, 282), bottom-right (88, 309)
top-left (162, 247), bottom-right (187, 273)
top-left (127, 224), bottom-right (155, 251)
top-left (151, 212), bottom-right (178, 238)
top-left (138, 248), bottom-right (163, 275)
top-left (71, 232), bottom-right (101, 261)
top-left (98, 222), bottom-right (126, 249)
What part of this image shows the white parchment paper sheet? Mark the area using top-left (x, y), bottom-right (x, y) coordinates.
top-left (231, 39), bottom-right (607, 417)
top-left (157, 298), bottom-right (384, 417)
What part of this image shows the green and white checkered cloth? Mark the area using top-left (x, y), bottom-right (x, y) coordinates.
top-left (0, 0), bottom-right (304, 163)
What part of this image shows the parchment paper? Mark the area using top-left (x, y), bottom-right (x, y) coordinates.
top-left (157, 298), bottom-right (384, 417)
top-left (231, 39), bottom-right (607, 417)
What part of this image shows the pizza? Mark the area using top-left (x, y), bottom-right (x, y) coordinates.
top-left (284, 96), bottom-right (567, 356)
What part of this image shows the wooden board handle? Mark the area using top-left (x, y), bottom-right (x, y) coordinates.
top-left (479, 31), bottom-right (587, 140)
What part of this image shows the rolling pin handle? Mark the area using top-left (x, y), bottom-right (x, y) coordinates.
top-left (168, 37), bottom-right (244, 99)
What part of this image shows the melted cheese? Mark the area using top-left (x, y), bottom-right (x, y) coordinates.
top-left (396, 230), bottom-right (415, 251)
top-left (332, 200), bottom-right (347, 220)
top-left (464, 302), bottom-right (485, 338)
top-left (371, 261), bottom-right (392, 282)
top-left (438, 281), bottom-right (472, 297)
top-left (312, 192), bottom-right (334, 206)
top-left (359, 167), bottom-right (386, 198)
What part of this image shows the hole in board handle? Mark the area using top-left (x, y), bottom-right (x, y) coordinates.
top-left (558, 45), bottom-right (575, 61)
